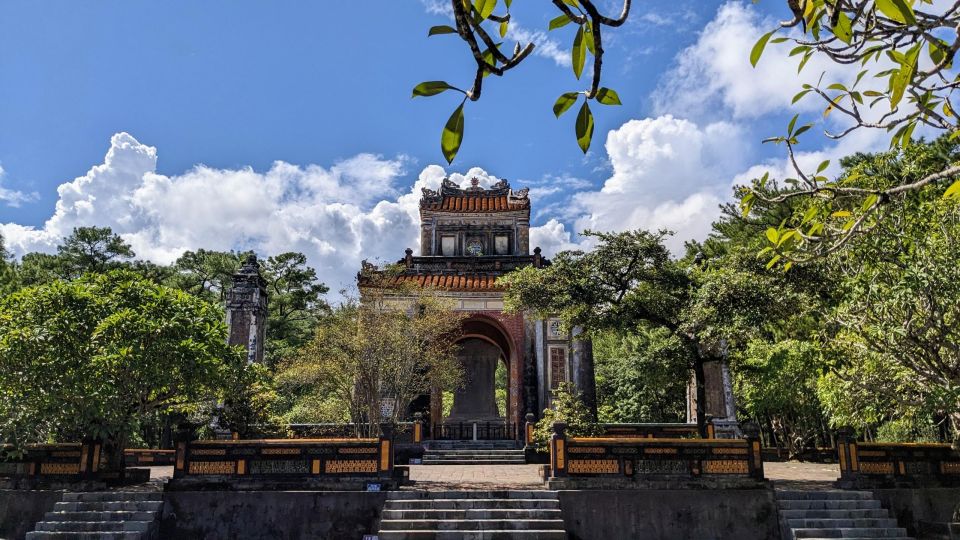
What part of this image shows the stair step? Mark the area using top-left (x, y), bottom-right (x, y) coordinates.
top-left (792, 528), bottom-right (908, 538)
top-left (388, 491), bottom-right (557, 500)
top-left (778, 491), bottom-right (875, 501)
top-left (44, 511), bottom-right (156, 522)
top-left (779, 500), bottom-right (883, 511)
top-left (33, 521), bottom-right (152, 532)
top-left (787, 519), bottom-right (899, 529)
top-left (422, 460), bottom-right (527, 465)
top-left (376, 530), bottom-right (567, 539)
top-left (379, 519), bottom-right (566, 531)
top-left (54, 501), bottom-right (164, 512)
top-left (780, 510), bottom-right (891, 520)
top-left (383, 509), bottom-right (562, 520)
top-left (61, 492), bottom-right (162, 503)
top-left (386, 499), bottom-right (560, 510)
top-left (26, 533), bottom-right (145, 540)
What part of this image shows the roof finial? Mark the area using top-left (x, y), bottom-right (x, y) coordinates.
top-left (471, 177), bottom-right (480, 187)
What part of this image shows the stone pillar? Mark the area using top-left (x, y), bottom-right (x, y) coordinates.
top-left (570, 326), bottom-right (597, 418)
top-left (226, 254), bottom-right (268, 365)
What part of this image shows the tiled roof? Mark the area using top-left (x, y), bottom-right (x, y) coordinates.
top-left (361, 273), bottom-right (504, 291)
top-left (422, 195), bottom-right (530, 213)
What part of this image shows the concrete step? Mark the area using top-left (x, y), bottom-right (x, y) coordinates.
top-left (61, 492), bottom-right (162, 503)
top-left (779, 500), bottom-right (883, 511)
top-left (44, 511), bottom-right (156, 522)
top-left (380, 519), bottom-right (566, 531)
top-left (386, 499), bottom-right (560, 510)
top-left (388, 491), bottom-right (557, 500)
top-left (383, 509), bottom-right (563, 520)
top-left (33, 521), bottom-right (152, 532)
top-left (787, 519), bottom-right (899, 529)
top-left (54, 501), bottom-right (164, 512)
top-left (791, 528), bottom-right (909, 538)
top-left (26, 533), bottom-right (145, 540)
top-left (780, 509), bottom-right (892, 520)
top-left (376, 531), bottom-right (567, 539)
top-left (778, 491), bottom-right (875, 501)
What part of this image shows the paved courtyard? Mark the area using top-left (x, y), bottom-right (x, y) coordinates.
top-left (147, 461), bottom-right (841, 490)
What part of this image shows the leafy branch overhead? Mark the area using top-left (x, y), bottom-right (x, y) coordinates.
top-left (742, 0), bottom-right (960, 267)
top-left (412, 0), bottom-right (630, 163)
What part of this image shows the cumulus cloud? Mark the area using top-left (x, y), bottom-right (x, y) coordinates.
top-left (653, 2), bottom-right (874, 121)
top-left (532, 115), bottom-right (749, 255)
top-left (0, 165), bottom-right (38, 207)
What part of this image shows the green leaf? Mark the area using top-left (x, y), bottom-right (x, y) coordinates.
top-left (572, 25), bottom-right (586, 79)
top-left (583, 23), bottom-right (596, 56)
top-left (412, 81), bottom-right (458, 97)
top-left (441, 102), bottom-right (466, 164)
top-left (765, 227), bottom-right (779, 245)
top-left (831, 210), bottom-right (851, 218)
top-left (875, 0), bottom-right (916, 25)
top-left (794, 124), bottom-right (812, 137)
top-left (595, 87), bottom-right (621, 106)
top-left (575, 100), bottom-right (594, 153)
top-left (474, 0), bottom-right (497, 20)
top-left (766, 254), bottom-right (782, 270)
top-left (751, 30), bottom-right (776, 68)
top-left (549, 14), bottom-right (573, 30)
top-left (792, 89), bottom-right (811, 104)
top-left (782, 261), bottom-right (793, 272)
top-left (499, 20), bottom-right (508, 38)
top-left (816, 159), bottom-right (830, 173)
top-left (800, 206), bottom-right (818, 225)
top-left (861, 194), bottom-right (879, 211)
top-left (553, 92), bottom-right (579, 118)
top-left (787, 114), bottom-right (799, 136)
top-left (428, 25), bottom-right (458, 36)
top-left (833, 10), bottom-right (853, 44)
top-left (944, 179), bottom-right (960, 199)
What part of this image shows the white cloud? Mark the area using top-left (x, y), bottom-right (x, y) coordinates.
top-left (530, 115), bottom-right (748, 255)
top-left (653, 2), bottom-right (869, 121)
top-left (0, 165), bottom-right (38, 208)
top-left (0, 133), bottom-right (523, 295)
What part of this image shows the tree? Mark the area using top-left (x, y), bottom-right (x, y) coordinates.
top-left (414, 0), bottom-right (630, 162)
top-left (56, 226), bottom-right (135, 277)
top-left (0, 270), bottom-right (242, 467)
top-left (276, 278), bottom-right (464, 435)
top-left (594, 327), bottom-right (688, 423)
top-left (0, 233), bottom-right (17, 297)
top-left (745, 0), bottom-right (960, 263)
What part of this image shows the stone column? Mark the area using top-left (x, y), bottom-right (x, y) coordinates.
top-left (226, 254), bottom-right (268, 365)
top-left (570, 326), bottom-right (597, 417)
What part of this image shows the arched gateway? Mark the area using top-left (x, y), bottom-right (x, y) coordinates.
top-left (357, 177), bottom-right (597, 436)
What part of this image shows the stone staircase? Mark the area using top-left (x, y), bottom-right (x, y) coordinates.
top-left (377, 490), bottom-right (567, 539)
top-left (423, 440), bottom-right (526, 465)
top-left (777, 490), bottom-right (914, 539)
top-left (26, 491), bottom-right (163, 539)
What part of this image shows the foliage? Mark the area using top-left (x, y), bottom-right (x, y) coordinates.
top-left (415, 0), bottom-right (630, 161)
top-left (0, 270), bottom-right (242, 466)
top-left (734, 339), bottom-right (828, 456)
top-left (594, 327), bottom-right (687, 423)
top-left (876, 416), bottom-right (940, 444)
top-left (746, 0), bottom-right (960, 262)
top-left (533, 382), bottom-right (602, 449)
top-left (276, 279), bottom-right (464, 436)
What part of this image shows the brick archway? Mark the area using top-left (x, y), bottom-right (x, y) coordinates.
top-left (431, 313), bottom-right (524, 435)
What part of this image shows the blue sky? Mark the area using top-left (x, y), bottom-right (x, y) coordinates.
top-left (0, 0), bottom-right (884, 291)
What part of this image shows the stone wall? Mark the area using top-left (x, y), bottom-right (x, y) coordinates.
top-left (558, 488), bottom-right (781, 540)
top-left (0, 489), bottom-right (61, 539)
top-left (160, 491), bottom-right (387, 539)
top-left (871, 487), bottom-right (960, 537)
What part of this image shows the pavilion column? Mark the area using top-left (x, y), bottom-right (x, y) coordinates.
top-left (570, 326), bottom-right (597, 418)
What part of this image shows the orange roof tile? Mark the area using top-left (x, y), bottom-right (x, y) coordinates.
top-left (422, 195), bottom-right (529, 213)
top-left (360, 273), bottom-right (505, 292)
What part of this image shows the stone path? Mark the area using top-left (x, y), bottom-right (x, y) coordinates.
top-left (407, 465), bottom-right (546, 491)
top-left (140, 460), bottom-right (841, 490)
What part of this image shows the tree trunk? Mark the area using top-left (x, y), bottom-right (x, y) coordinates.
top-left (693, 357), bottom-right (708, 438)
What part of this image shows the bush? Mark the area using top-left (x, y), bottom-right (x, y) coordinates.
top-left (533, 382), bottom-right (601, 450)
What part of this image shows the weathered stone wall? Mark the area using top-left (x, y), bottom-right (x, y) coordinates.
top-left (871, 487), bottom-right (960, 537)
top-left (0, 489), bottom-right (61, 539)
top-left (558, 488), bottom-right (781, 540)
top-left (160, 491), bottom-right (387, 539)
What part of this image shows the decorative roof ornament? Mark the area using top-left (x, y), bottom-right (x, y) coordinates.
top-left (418, 175), bottom-right (530, 211)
